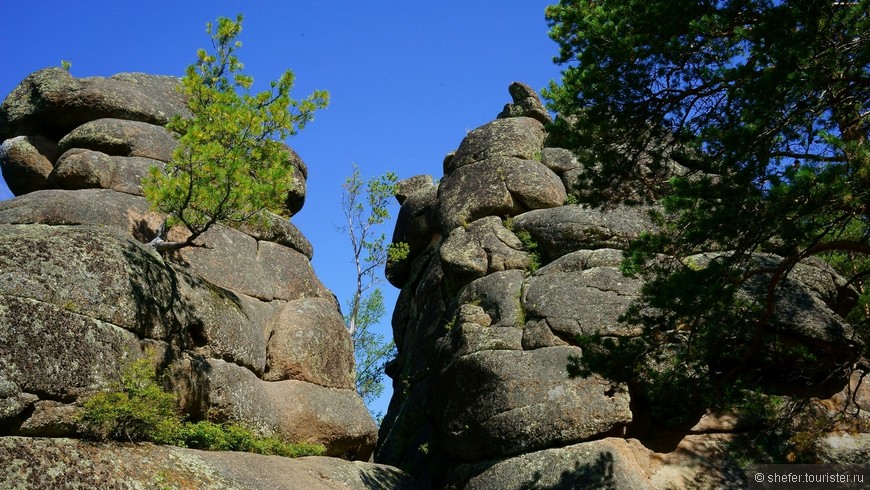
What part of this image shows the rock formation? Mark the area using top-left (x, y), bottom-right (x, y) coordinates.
top-left (2, 67), bottom-right (868, 489)
top-left (377, 82), bottom-right (870, 488)
top-left (0, 68), bottom-right (403, 487)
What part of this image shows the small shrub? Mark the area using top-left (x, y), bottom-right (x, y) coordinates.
top-left (77, 352), bottom-right (324, 457)
top-left (78, 354), bottom-right (183, 444)
top-left (503, 216), bottom-right (543, 272)
top-left (515, 230), bottom-right (542, 272)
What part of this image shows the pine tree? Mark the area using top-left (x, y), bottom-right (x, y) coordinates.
top-left (144, 15), bottom-right (328, 251)
top-left (546, 0), bottom-right (870, 427)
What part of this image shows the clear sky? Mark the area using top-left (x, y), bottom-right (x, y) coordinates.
top-left (0, 1), bottom-right (565, 417)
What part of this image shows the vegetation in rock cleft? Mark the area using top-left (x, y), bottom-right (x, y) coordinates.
top-left (504, 216), bottom-right (543, 272)
top-left (77, 351), bottom-right (325, 458)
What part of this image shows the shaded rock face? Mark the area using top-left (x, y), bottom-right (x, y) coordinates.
top-left (378, 83), bottom-right (868, 488)
top-left (0, 68), bottom-right (378, 471)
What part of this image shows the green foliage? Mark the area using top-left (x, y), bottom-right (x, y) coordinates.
top-left (515, 229), bottom-right (542, 272)
top-left (444, 312), bottom-right (458, 332)
top-left (547, 0), bottom-right (870, 451)
top-left (504, 216), bottom-right (543, 271)
top-left (388, 241), bottom-right (410, 262)
top-left (352, 289), bottom-right (396, 407)
top-left (178, 420), bottom-right (325, 457)
top-left (340, 165), bottom-right (401, 409)
top-left (77, 352), bottom-right (324, 457)
top-left (60, 60), bottom-right (71, 72)
top-left (143, 15), bottom-right (328, 249)
top-left (78, 354), bottom-right (182, 443)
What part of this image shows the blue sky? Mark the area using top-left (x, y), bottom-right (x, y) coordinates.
top-left (0, 1), bottom-right (564, 417)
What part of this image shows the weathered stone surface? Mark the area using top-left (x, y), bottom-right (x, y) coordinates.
top-left (196, 359), bottom-right (377, 459)
top-left (396, 174), bottom-right (435, 205)
top-left (0, 223), bottom-right (275, 375)
top-left (833, 369), bottom-right (870, 418)
top-left (16, 400), bottom-right (80, 437)
top-left (820, 433), bottom-right (870, 464)
top-left (393, 177), bottom-right (439, 253)
top-left (0, 374), bottom-right (38, 425)
top-left (264, 298), bottom-right (355, 389)
top-left (0, 68), bottom-right (188, 138)
top-left (0, 135), bottom-right (56, 195)
top-left (57, 118), bottom-right (178, 162)
top-left (457, 304), bottom-right (492, 327)
top-left (377, 82), bottom-right (870, 486)
top-left (496, 81), bottom-right (552, 125)
top-left (511, 205), bottom-right (655, 261)
top-left (686, 252), bottom-right (862, 364)
top-left (435, 323), bottom-right (523, 359)
top-left (762, 262), bottom-right (859, 349)
top-left (439, 232), bottom-right (483, 289)
top-left (522, 319), bottom-right (569, 350)
top-left (437, 304), bottom-right (521, 360)
top-left (771, 279), bottom-right (858, 349)
top-left (235, 210), bottom-right (314, 260)
top-left (0, 224), bottom-right (184, 340)
top-left (390, 250), bottom-right (448, 370)
top-left (0, 189), bottom-right (162, 242)
top-left (0, 67), bottom-right (390, 475)
top-left (168, 224), bottom-right (332, 302)
top-left (375, 380), bottom-right (443, 484)
top-left (790, 258), bottom-right (852, 313)
top-left (439, 216), bottom-right (531, 292)
top-left (0, 189), bottom-right (314, 260)
top-left (523, 250), bottom-right (643, 338)
top-left (0, 294), bottom-right (153, 402)
top-left (198, 359), bottom-right (377, 460)
top-left (448, 117), bottom-right (546, 173)
top-left (176, 274), bottom-right (268, 375)
top-left (456, 270), bottom-right (526, 329)
top-left (284, 145), bottom-right (308, 215)
top-left (438, 156), bottom-right (566, 232)
top-left (0, 437), bottom-right (417, 490)
top-left (434, 346), bottom-right (631, 460)
top-left (265, 380), bottom-right (378, 460)
top-left (0, 221), bottom-right (365, 453)
top-left (541, 146), bottom-right (580, 175)
top-left (453, 438), bottom-right (655, 490)
top-left (50, 148), bottom-right (160, 195)
top-left (388, 178), bottom-right (440, 288)
top-left (561, 166), bottom-right (584, 197)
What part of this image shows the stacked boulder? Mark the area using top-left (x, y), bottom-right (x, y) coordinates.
top-left (0, 68), bottom-right (391, 485)
top-left (377, 83), bottom-right (869, 488)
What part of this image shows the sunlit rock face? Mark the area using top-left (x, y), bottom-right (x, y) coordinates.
top-left (377, 82), bottom-right (869, 489)
top-left (0, 68), bottom-right (379, 476)
top-left (1, 67), bottom-right (867, 489)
